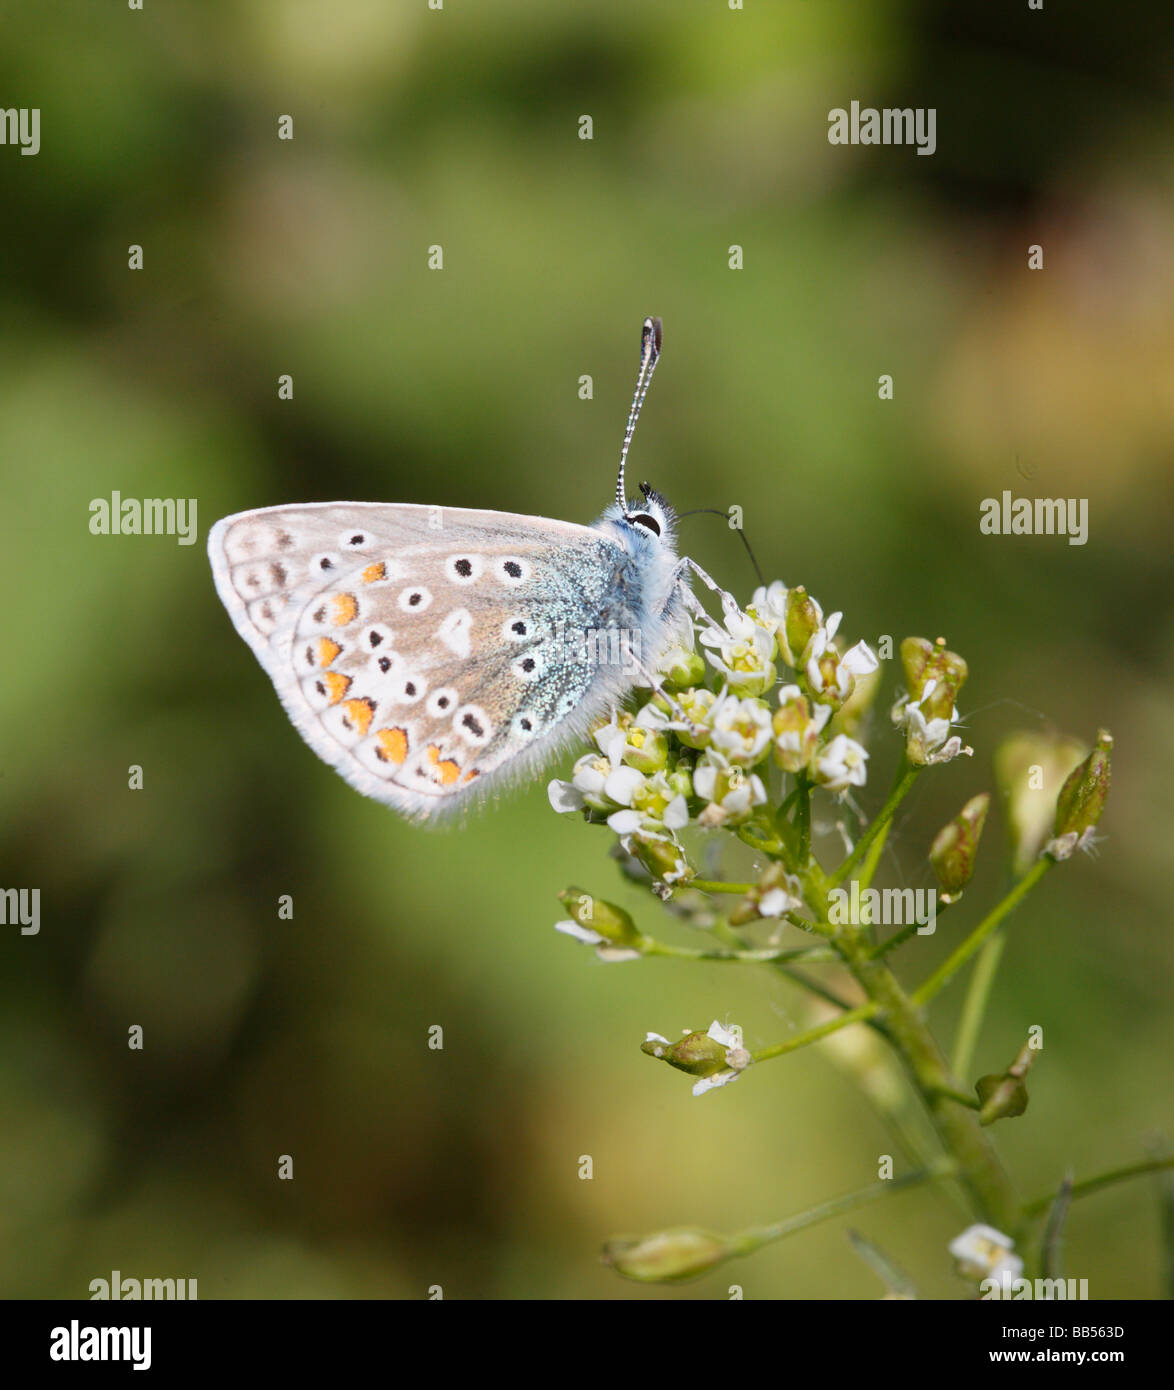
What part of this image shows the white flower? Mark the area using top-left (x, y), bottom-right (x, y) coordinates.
top-left (757, 876), bottom-right (803, 918)
top-left (692, 1069), bottom-right (740, 1097)
top-left (748, 580), bottom-right (789, 634)
top-left (548, 731), bottom-right (628, 814)
top-left (813, 733), bottom-right (870, 792)
top-left (655, 614), bottom-right (705, 686)
top-left (547, 778), bottom-right (585, 813)
top-left (709, 692), bottom-right (773, 767)
top-left (707, 1020), bottom-right (742, 1050)
top-left (553, 919), bottom-right (641, 963)
top-left (604, 769), bottom-right (690, 833)
top-left (693, 750), bottom-right (767, 827)
top-left (805, 612), bottom-right (879, 706)
top-left (749, 582), bottom-right (827, 665)
top-left (604, 764), bottom-right (646, 807)
top-left (692, 1021), bottom-right (750, 1097)
top-left (1044, 826), bottom-right (1098, 861)
top-left (892, 679), bottom-right (972, 765)
top-left (618, 825), bottom-right (692, 885)
top-left (772, 683), bottom-right (833, 773)
top-left (592, 717), bottom-right (630, 768)
top-left (948, 1224), bottom-right (1024, 1283)
top-left (699, 610), bottom-right (777, 696)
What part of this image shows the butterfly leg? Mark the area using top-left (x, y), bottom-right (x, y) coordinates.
top-left (629, 653), bottom-right (690, 725)
top-left (676, 556), bottom-right (744, 623)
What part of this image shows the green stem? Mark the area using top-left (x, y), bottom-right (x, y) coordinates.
top-left (691, 879), bottom-right (754, 895)
top-left (795, 774), bottom-right (813, 866)
top-left (834, 929), bottom-right (1021, 1232)
top-left (709, 917), bottom-right (873, 1022)
top-left (857, 816), bottom-right (892, 891)
top-left (929, 1086), bottom-right (981, 1110)
top-left (950, 930), bottom-right (1007, 1081)
top-left (869, 898), bottom-right (955, 959)
top-left (1023, 1155), bottom-right (1174, 1216)
top-left (642, 940), bottom-right (840, 965)
top-left (733, 1160), bottom-right (957, 1257)
top-left (751, 1000), bottom-right (881, 1063)
top-left (829, 758), bottom-right (920, 888)
top-left (913, 859), bottom-right (1051, 1007)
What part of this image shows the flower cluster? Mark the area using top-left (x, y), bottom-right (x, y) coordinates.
top-left (548, 581), bottom-right (880, 890)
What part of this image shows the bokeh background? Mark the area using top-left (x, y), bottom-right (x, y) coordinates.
top-left (1, 1), bottom-right (1172, 1300)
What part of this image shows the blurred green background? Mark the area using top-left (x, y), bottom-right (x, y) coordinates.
top-left (1, 1), bottom-right (1172, 1300)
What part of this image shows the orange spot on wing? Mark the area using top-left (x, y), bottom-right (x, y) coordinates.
top-left (317, 637), bottom-right (341, 667)
top-left (361, 561), bottom-right (386, 584)
top-left (426, 745), bottom-right (461, 786)
top-left (331, 593), bottom-right (359, 626)
top-left (323, 671), bottom-right (351, 705)
top-left (462, 768), bottom-right (479, 784)
top-left (375, 727), bottom-right (409, 764)
top-left (342, 698), bottom-right (375, 735)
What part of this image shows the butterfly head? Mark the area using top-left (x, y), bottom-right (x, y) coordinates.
top-left (607, 481), bottom-right (677, 548)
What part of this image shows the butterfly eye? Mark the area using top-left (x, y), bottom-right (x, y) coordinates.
top-left (630, 513), bottom-right (661, 536)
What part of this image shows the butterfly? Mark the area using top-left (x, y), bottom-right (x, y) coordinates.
top-left (208, 317), bottom-right (732, 821)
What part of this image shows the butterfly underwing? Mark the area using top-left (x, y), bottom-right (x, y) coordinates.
top-left (208, 317), bottom-right (707, 821)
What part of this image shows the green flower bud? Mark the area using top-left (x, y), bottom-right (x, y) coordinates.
top-left (557, 887), bottom-right (640, 947)
top-left (661, 647), bottom-right (706, 690)
top-left (995, 731), bottom-right (1088, 876)
top-left (1053, 729), bottom-right (1112, 840)
top-left (665, 762), bottom-right (694, 801)
top-left (975, 1038), bottom-right (1036, 1125)
top-left (729, 862), bottom-right (799, 926)
top-left (782, 586), bottom-right (822, 666)
top-left (602, 1228), bottom-right (732, 1283)
top-left (626, 828), bottom-right (693, 886)
top-left (929, 793), bottom-right (990, 902)
top-left (641, 1029), bottom-right (728, 1077)
top-left (975, 1073), bottom-right (1029, 1125)
top-left (901, 637), bottom-right (968, 720)
top-left (772, 686), bottom-right (827, 774)
top-left (621, 725), bottom-right (668, 774)
top-left (675, 687), bottom-right (718, 750)
top-left (830, 665), bottom-right (881, 740)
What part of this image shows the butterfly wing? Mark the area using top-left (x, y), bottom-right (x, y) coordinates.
top-left (208, 502), bottom-right (651, 819)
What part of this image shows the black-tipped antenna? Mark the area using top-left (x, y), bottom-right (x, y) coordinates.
top-left (615, 316), bottom-right (662, 515)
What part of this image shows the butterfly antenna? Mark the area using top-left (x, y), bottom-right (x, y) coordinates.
top-left (616, 316), bottom-right (663, 516)
top-left (677, 508), bottom-right (767, 587)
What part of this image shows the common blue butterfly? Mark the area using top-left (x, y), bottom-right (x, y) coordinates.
top-left (208, 318), bottom-right (733, 820)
